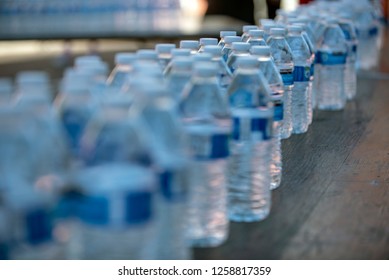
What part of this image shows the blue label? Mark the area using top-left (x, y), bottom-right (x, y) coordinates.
top-left (159, 170), bottom-right (187, 202)
top-left (61, 108), bottom-right (89, 152)
top-left (369, 27), bottom-right (378, 36)
top-left (80, 191), bottom-right (152, 226)
top-left (293, 66), bottom-right (311, 82)
top-left (25, 209), bottom-right (52, 245)
top-left (55, 191), bottom-right (83, 219)
top-left (274, 102), bottom-right (284, 121)
top-left (233, 116), bottom-right (272, 141)
top-left (352, 44), bottom-right (357, 54)
top-left (281, 72), bottom-right (294, 86)
top-left (211, 134), bottom-right (230, 159)
top-left (0, 243), bottom-right (9, 260)
top-left (316, 51), bottom-right (347, 65)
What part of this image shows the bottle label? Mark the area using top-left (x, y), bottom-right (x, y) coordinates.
top-left (159, 170), bottom-right (187, 202)
top-left (189, 132), bottom-right (230, 160)
top-left (352, 44), bottom-right (357, 54)
top-left (316, 51), bottom-right (347, 65)
top-left (310, 63), bottom-right (315, 77)
top-left (369, 26), bottom-right (378, 36)
top-left (79, 191), bottom-right (152, 226)
top-left (273, 100), bottom-right (284, 121)
top-left (25, 208), bottom-right (52, 245)
top-left (281, 72), bottom-right (294, 86)
top-left (293, 66), bottom-right (311, 82)
top-left (232, 115), bottom-right (273, 141)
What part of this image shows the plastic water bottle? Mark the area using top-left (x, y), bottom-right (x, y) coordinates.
top-left (227, 56), bottom-right (273, 222)
top-left (286, 25), bottom-right (311, 134)
top-left (0, 202), bottom-right (10, 259)
top-left (155, 43), bottom-right (176, 69)
top-left (226, 42), bottom-right (251, 73)
top-left (247, 29), bottom-right (267, 47)
top-left (338, 17), bottom-right (358, 100)
top-left (250, 46), bottom-right (284, 190)
top-left (219, 31), bottom-right (237, 48)
top-left (163, 49), bottom-right (192, 77)
top-left (131, 82), bottom-right (190, 259)
top-left (179, 40), bottom-right (199, 54)
top-left (316, 19), bottom-right (348, 110)
top-left (106, 53), bottom-right (136, 89)
top-left (75, 164), bottom-right (157, 259)
top-left (136, 49), bottom-right (162, 70)
top-left (15, 71), bottom-right (52, 105)
top-left (203, 45), bottom-right (232, 95)
top-left (266, 28), bottom-right (294, 139)
top-left (165, 57), bottom-right (193, 100)
top-left (198, 38), bottom-right (218, 53)
top-left (179, 62), bottom-right (231, 247)
top-left (221, 36), bottom-right (242, 62)
top-left (241, 25), bottom-right (259, 42)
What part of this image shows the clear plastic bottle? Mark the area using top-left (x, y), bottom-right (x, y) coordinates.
top-left (131, 82), bottom-right (190, 259)
top-left (250, 46), bottom-right (284, 190)
top-left (338, 17), bottom-right (358, 100)
top-left (247, 29), bottom-right (267, 47)
top-left (266, 28), bottom-right (294, 139)
top-left (227, 56), bottom-right (273, 222)
top-left (226, 42), bottom-right (251, 73)
top-left (165, 57), bottom-right (193, 100)
top-left (179, 62), bottom-right (231, 247)
top-left (163, 49), bottom-right (192, 76)
top-left (218, 31), bottom-right (237, 48)
top-left (203, 45), bottom-right (233, 95)
top-left (221, 36), bottom-right (242, 62)
top-left (198, 38), bottom-right (218, 53)
top-left (106, 53), bottom-right (136, 89)
top-left (241, 25), bottom-right (259, 42)
top-left (286, 25), bottom-right (311, 134)
top-left (316, 19), bottom-right (348, 110)
top-left (15, 71), bottom-right (52, 105)
top-left (155, 43), bottom-right (176, 70)
top-left (75, 164), bottom-right (157, 260)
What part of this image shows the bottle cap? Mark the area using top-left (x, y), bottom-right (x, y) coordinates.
top-left (171, 48), bottom-right (191, 57)
top-left (179, 40), bottom-right (199, 50)
top-left (203, 45), bottom-right (222, 56)
top-left (199, 38), bottom-right (218, 46)
top-left (193, 62), bottom-right (218, 76)
top-left (242, 25), bottom-right (258, 33)
top-left (155, 43), bottom-right (176, 54)
top-left (224, 36), bottom-right (242, 44)
top-left (16, 71), bottom-right (49, 85)
top-left (114, 53), bottom-right (136, 65)
top-left (136, 49), bottom-right (159, 61)
top-left (171, 57), bottom-right (193, 70)
top-left (248, 29), bottom-right (265, 37)
top-left (270, 28), bottom-right (287, 36)
top-left (220, 31), bottom-right (237, 37)
top-left (74, 55), bottom-right (102, 68)
top-left (231, 42), bottom-right (251, 51)
top-left (287, 25), bottom-right (303, 33)
top-left (236, 56), bottom-right (260, 68)
top-left (250, 46), bottom-right (271, 56)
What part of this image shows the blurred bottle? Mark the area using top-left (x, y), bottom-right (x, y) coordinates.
top-left (198, 38), bottom-right (219, 52)
top-left (227, 56), bottom-right (273, 222)
top-left (15, 71), bottom-right (52, 106)
top-left (165, 57), bottom-right (193, 100)
top-left (266, 28), bottom-right (294, 139)
top-left (163, 49), bottom-right (192, 76)
top-left (180, 62), bottom-right (231, 247)
top-left (179, 40), bottom-right (200, 54)
top-left (0, 78), bottom-right (13, 105)
top-left (203, 45), bottom-right (233, 95)
top-left (316, 19), bottom-right (348, 110)
top-left (241, 25), bottom-right (259, 42)
top-left (0, 201), bottom-right (10, 260)
top-left (106, 53), bottom-right (136, 89)
top-left (247, 29), bottom-right (267, 47)
top-left (218, 31), bottom-right (238, 48)
top-left (221, 36), bottom-right (242, 62)
top-left (226, 42), bottom-right (251, 73)
top-left (250, 46), bottom-right (284, 190)
top-left (155, 43), bottom-right (176, 70)
top-left (286, 25), bottom-right (311, 134)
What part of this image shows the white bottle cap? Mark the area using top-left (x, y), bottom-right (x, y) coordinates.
top-left (224, 36), bottom-right (242, 44)
top-left (248, 29), bottom-right (265, 37)
top-left (193, 62), bottom-right (218, 76)
top-left (236, 56), bottom-right (260, 68)
top-left (287, 25), bottom-right (303, 33)
top-left (270, 28), bottom-right (287, 36)
top-left (250, 46), bottom-right (271, 56)
top-left (242, 25), bottom-right (258, 33)
top-left (74, 55), bottom-right (102, 68)
top-left (171, 48), bottom-right (191, 57)
top-left (220, 31), bottom-right (237, 37)
top-left (114, 52), bottom-right (136, 65)
top-left (203, 45), bottom-right (223, 56)
top-left (231, 42), bottom-right (251, 51)
top-left (199, 38), bottom-right (218, 46)
top-left (16, 71), bottom-right (49, 85)
top-left (179, 40), bottom-right (199, 49)
top-left (155, 43), bottom-right (176, 54)
top-left (136, 49), bottom-right (159, 61)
